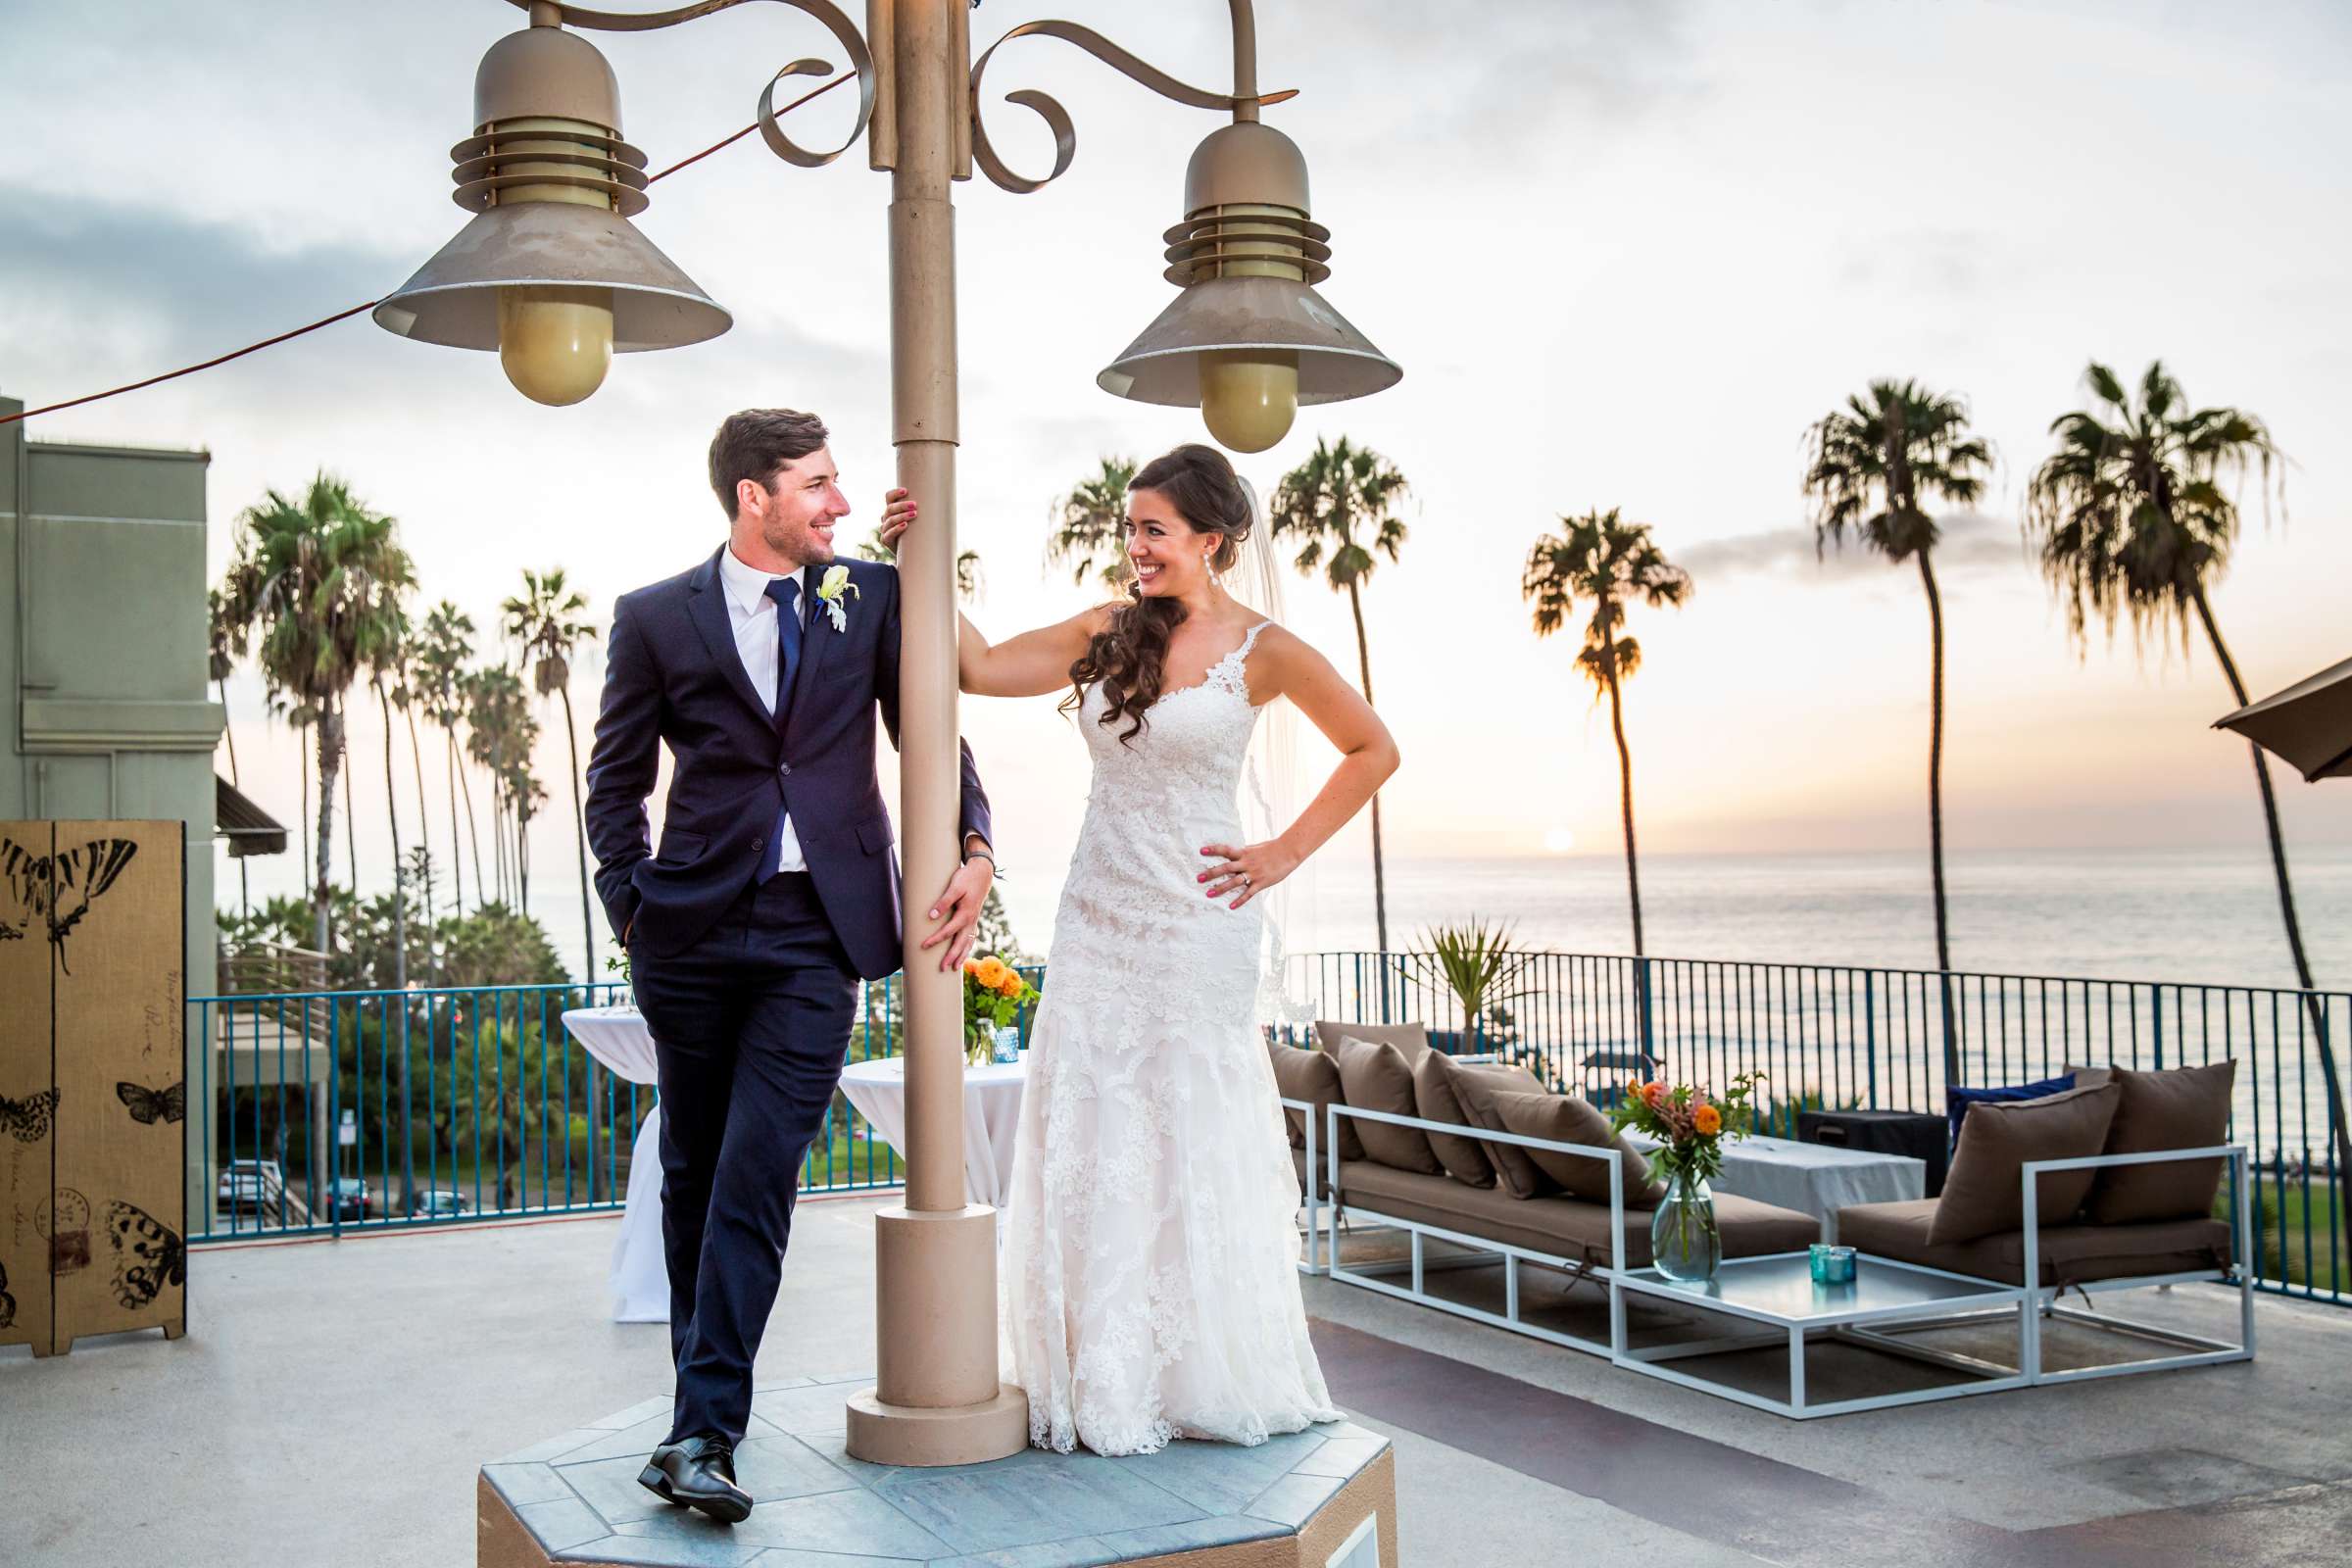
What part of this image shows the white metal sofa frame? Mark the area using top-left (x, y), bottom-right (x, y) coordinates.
top-left (1887, 1144), bottom-right (2258, 1384)
top-left (1311, 1100), bottom-right (1634, 1358)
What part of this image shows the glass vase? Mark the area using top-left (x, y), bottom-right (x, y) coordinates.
top-left (1651, 1171), bottom-right (1721, 1283)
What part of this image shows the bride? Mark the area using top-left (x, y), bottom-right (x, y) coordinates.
top-left (910, 442), bottom-right (1397, 1455)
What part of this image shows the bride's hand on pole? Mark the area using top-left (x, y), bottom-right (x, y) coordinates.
top-left (877, 487), bottom-right (915, 550)
top-left (1199, 840), bottom-right (1298, 910)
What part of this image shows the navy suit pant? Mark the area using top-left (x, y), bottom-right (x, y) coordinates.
top-left (629, 871), bottom-right (859, 1446)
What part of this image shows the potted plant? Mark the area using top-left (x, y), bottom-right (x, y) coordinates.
top-left (961, 955), bottom-right (1039, 1065)
top-left (1607, 1070), bottom-right (1763, 1283)
top-left (1416, 916), bottom-right (1534, 1054)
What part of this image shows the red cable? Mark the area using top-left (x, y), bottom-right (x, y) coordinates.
top-left (0, 71), bottom-right (855, 429)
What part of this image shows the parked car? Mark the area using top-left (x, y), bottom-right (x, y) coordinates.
top-left (407, 1189), bottom-right (470, 1219)
top-left (323, 1178), bottom-right (374, 1220)
top-left (216, 1159), bottom-right (285, 1217)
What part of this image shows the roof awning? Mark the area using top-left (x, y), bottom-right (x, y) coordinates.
top-left (217, 775), bottom-right (288, 858)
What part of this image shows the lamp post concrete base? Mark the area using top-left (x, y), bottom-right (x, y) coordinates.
top-left (476, 1381), bottom-right (1396, 1568)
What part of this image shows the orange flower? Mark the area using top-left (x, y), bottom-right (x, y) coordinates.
top-left (1694, 1103), bottom-right (1723, 1137)
top-left (974, 956), bottom-right (1010, 990)
top-left (1642, 1082), bottom-right (1667, 1109)
top-left (995, 969), bottom-right (1025, 999)
top-left (962, 958), bottom-right (982, 978)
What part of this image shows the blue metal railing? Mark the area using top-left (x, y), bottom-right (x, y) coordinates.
top-left (192, 951), bottom-right (2341, 1307)
top-left (1287, 950), bottom-right (2347, 1306)
top-left (189, 963), bottom-right (1045, 1244)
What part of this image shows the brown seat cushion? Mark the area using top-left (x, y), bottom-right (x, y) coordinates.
top-left (1488, 1090), bottom-right (1665, 1206)
top-left (1265, 1039), bottom-right (1365, 1161)
top-left (1329, 1035), bottom-right (1445, 1175)
top-left (1315, 1019), bottom-right (1432, 1063)
top-left (1446, 1062), bottom-right (1558, 1199)
top-left (2084, 1060), bottom-right (2237, 1225)
top-left (1930, 1081), bottom-right (2120, 1245)
top-left (1838, 1199), bottom-right (2232, 1288)
top-left (1411, 1051), bottom-right (1497, 1188)
top-left (1336, 1159), bottom-right (1816, 1271)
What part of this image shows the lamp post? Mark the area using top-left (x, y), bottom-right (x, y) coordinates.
top-left (377, 0), bottom-right (1398, 1468)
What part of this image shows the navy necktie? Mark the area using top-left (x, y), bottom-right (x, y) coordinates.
top-left (763, 576), bottom-right (803, 729)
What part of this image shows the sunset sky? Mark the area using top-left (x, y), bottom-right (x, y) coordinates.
top-left (6, 0), bottom-right (2348, 954)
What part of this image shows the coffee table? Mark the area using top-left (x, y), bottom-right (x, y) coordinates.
top-left (1609, 1251), bottom-right (2029, 1417)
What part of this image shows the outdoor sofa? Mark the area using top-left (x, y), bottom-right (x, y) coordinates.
top-left (1269, 1021), bottom-right (1818, 1355)
top-left (1833, 1060), bottom-right (2255, 1384)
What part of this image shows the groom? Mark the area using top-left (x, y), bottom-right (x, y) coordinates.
top-left (585, 408), bottom-right (996, 1522)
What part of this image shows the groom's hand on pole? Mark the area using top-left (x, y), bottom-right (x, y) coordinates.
top-left (919, 854), bottom-right (992, 970)
top-left (878, 487), bottom-right (916, 551)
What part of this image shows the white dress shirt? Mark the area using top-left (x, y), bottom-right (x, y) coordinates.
top-left (717, 545), bottom-right (809, 873)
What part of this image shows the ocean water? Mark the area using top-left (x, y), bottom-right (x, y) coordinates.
top-left (1263, 845), bottom-right (2352, 994)
top-left (520, 844), bottom-right (2352, 996)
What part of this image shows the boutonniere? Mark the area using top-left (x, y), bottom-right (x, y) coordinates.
top-left (815, 564), bottom-right (859, 632)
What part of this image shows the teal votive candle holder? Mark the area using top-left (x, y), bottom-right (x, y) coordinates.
top-left (1809, 1243), bottom-right (1857, 1285)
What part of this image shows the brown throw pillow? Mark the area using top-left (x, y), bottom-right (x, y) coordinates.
top-left (1315, 1019), bottom-right (1432, 1065)
top-left (1930, 1081), bottom-right (2120, 1245)
top-left (1329, 1035), bottom-right (1445, 1175)
top-left (2084, 1060), bottom-right (2237, 1224)
top-left (1410, 1051), bottom-right (1497, 1188)
top-left (1489, 1091), bottom-right (1665, 1207)
top-left (1447, 1061), bottom-right (1558, 1199)
top-left (1265, 1038), bottom-right (1364, 1162)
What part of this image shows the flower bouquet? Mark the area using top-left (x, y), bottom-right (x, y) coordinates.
top-left (1607, 1070), bottom-right (1763, 1282)
top-left (961, 955), bottom-right (1039, 1065)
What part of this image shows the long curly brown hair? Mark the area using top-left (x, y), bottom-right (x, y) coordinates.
top-left (1062, 444), bottom-right (1252, 745)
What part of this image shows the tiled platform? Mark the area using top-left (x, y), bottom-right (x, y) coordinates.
top-left (477, 1374), bottom-right (1396, 1568)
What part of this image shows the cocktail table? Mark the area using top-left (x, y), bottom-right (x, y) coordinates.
top-left (1609, 1251), bottom-right (2028, 1417)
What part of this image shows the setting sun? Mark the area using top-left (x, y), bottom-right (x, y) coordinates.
top-left (1543, 827), bottom-right (1577, 855)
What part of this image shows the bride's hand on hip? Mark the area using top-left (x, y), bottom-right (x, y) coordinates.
top-left (1199, 840), bottom-right (1297, 910)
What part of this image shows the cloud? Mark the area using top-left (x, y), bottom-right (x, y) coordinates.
top-left (1680, 510), bottom-right (2028, 583)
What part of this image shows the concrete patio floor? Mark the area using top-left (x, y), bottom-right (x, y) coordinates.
top-left (2, 1191), bottom-right (2347, 1567)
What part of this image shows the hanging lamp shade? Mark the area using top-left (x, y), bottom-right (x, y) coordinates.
top-left (373, 21), bottom-right (730, 404)
top-left (1098, 122), bottom-right (1398, 451)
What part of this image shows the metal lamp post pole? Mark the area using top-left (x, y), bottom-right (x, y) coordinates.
top-left (848, 0), bottom-right (1029, 1465)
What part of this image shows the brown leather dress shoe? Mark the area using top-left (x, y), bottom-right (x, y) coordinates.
top-left (638, 1435), bottom-right (753, 1524)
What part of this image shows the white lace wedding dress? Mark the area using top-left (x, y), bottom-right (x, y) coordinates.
top-left (1002, 619), bottom-right (1339, 1455)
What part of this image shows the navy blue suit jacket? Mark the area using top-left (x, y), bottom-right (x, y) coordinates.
top-left (584, 547), bottom-right (991, 981)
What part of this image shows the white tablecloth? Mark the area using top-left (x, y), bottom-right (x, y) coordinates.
top-left (563, 1006), bottom-right (668, 1323)
top-left (836, 1055), bottom-right (1029, 1210)
top-left (561, 1008), bottom-right (1035, 1323)
top-left (1626, 1130), bottom-right (1924, 1239)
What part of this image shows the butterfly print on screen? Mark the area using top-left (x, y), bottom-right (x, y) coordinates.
top-left (0, 1087), bottom-right (60, 1144)
top-left (105, 1200), bottom-right (184, 1311)
top-left (0, 834), bottom-right (139, 973)
top-left (117, 1080), bottom-right (185, 1126)
top-left (0, 1259), bottom-right (15, 1331)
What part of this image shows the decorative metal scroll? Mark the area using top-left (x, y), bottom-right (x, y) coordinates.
top-left (502, 0), bottom-right (876, 168)
top-left (968, 19), bottom-right (1295, 195)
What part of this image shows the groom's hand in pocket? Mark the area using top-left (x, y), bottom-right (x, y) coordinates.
top-left (917, 853), bottom-right (992, 970)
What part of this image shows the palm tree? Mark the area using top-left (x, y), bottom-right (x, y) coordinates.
top-left (416, 604), bottom-right (483, 913)
top-left (366, 608), bottom-right (415, 991)
top-left (1802, 381), bottom-right (1990, 1007)
top-left (1269, 436), bottom-right (1410, 952)
top-left (1522, 510), bottom-right (1691, 956)
top-left (466, 665), bottom-right (537, 910)
top-left (386, 627), bottom-right (438, 951)
top-left (1046, 456), bottom-right (1139, 593)
top-left (502, 569), bottom-right (598, 986)
top-left (2025, 360), bottom-right (2347, 1202)
top-left (503, 568), bottom-right (604, 1199)
top-left (220, 473), bottom-right (415, 952)
top-left (208, 588), bottom-right (252, 916)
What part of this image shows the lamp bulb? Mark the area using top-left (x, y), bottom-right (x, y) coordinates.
top-left (497, 285), bottom-right (614, 407)
top-left (1198, 351), bottom-right (1298, 453)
